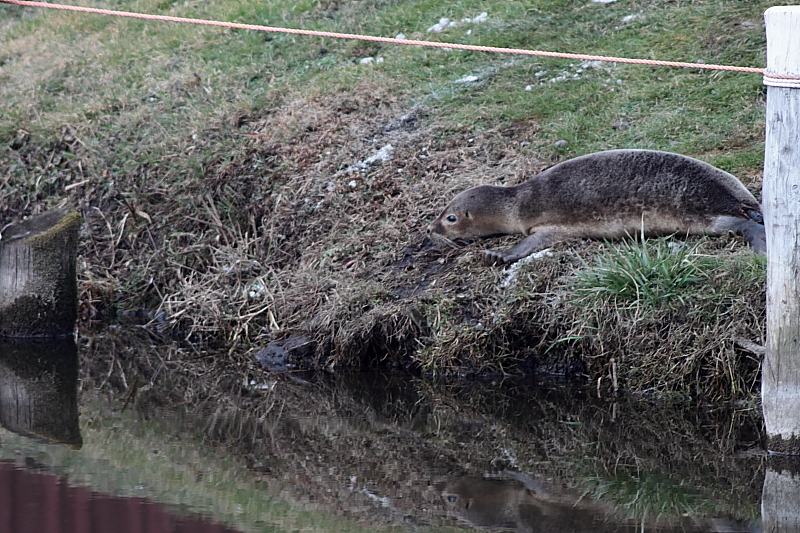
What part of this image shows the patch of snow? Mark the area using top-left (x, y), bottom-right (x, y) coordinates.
top-left (427, 17), bottom-right (457, 32)
top-left (621, 14), bottom-right (638, 23)
top-left (462, 12), bottom-right (488, 24)
top-left (342, 144), bottom-right (394, 174)
top-left (592, 0), bottom-right (616, 3)
top-left (360, 487), bottom-right (392, 508)
top-left (500, 249), bottom-right (554, 288)
top-left (455, 74), bottom-right (480, 83)
top-left (395, 33), bottom-right (406, 40)
top-left (359, 57), bottom-right (374, 64)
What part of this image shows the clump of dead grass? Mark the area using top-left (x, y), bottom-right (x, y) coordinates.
top-left (401, 236), bottom-right (764, 400)
top-left (564, 239), bottom-right (766, 399)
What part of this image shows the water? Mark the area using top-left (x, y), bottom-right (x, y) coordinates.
top-left (0, 332), bottom-right (798, 532)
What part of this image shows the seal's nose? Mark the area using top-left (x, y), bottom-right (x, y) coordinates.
top-left (426, 227), bottom-right (431, 234)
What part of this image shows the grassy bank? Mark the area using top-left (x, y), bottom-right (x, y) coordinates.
top-left (0, 0), bottom-right (777, 399)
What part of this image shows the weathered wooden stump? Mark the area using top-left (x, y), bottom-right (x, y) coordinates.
top-left (0, 209), bottom-right (81, 337)
top-left (0, 337), bottom-right (82, 448)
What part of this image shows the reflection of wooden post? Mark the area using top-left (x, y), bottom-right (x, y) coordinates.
top-left (763, 6), bottom-right (800, 455)
top-left (0, 209), bottom-right (81, 337)
top-left (0, 338), bottom-right (82, 448)
top-left (761, 460), bottom-right (800, 531)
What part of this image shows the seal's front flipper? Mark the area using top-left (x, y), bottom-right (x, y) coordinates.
top-left (482, 228), bottom-right (563, 266)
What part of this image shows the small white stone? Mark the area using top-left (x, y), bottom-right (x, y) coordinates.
top-left (348, 180), bottom-right (357, 188)
top-left (525, 85), bottom-right (532, 91)
top-left (455, 74), bottom-right (480, 83)
top-left (375, 57), bottom-right (384, 64)
top-left (621, 14), bottom-right (637, 23)
top-left (359, 57), bottom-right (374, 64)
top-left (395, 33), bottom-right (406, 40)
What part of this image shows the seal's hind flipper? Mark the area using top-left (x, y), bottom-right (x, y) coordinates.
top-left (712, 216), bottom-right (766, 255)
top-left (735, 220), bottom-right (766, 255)
top-left (747, 209), bottom-right (764, 224)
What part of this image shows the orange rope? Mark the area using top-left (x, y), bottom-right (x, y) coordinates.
top-left (0, 0), bottom-right (793, 78)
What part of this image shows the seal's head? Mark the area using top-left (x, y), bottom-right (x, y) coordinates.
top-left (427, 185), bottom-right (518, 246)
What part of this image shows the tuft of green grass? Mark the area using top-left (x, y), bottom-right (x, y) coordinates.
top-left (572, 235), bottom-right (707, 310)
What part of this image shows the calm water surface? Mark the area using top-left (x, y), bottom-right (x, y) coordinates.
top-left (0, 333), bottom-right (798, 532)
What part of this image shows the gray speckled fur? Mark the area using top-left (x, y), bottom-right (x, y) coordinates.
top-left (428, 150), bottom-right (766, 265)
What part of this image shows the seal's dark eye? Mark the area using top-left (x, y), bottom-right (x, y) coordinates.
top-left (446, 215), bottom-right (457, 223)
top-left (446, 495), bottom-right (458, 503)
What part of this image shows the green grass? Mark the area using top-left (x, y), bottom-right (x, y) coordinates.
top-left (572, 236), bottom-right (708, 310)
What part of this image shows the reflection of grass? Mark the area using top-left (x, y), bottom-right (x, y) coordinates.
top-left (1, 398), bottom-right (458, 533)
top-left (581, 471), bottom-right (706, 522)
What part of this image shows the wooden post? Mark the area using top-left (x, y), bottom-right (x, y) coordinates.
top-left (0, 209), bottom-right (81, 337)
top-left (763, 6), bottom-right (800, 455)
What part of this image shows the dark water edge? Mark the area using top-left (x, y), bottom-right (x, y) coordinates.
top-left (2, 332), bottom-right (799, 532)
top-left (0, 459), bottom-right (240, 533)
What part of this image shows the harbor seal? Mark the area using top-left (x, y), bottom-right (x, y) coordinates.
top-left (427, 149), bottom-right (766, 265)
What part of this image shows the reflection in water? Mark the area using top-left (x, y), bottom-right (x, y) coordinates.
top-left (762, 458), bottom-right (800, 533)
top-left (438, 472), bottom-right (757, 533)
top-left (0, 338), bottom-right (81, 447)
top-left (1, 326), bottom-right (775, 533)
top-left (0, 460), bottom-right (242, 533)
top-left (439, 474), bottom-right (760, 533)
top-left (439, 475), bottom-right (616, 533)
